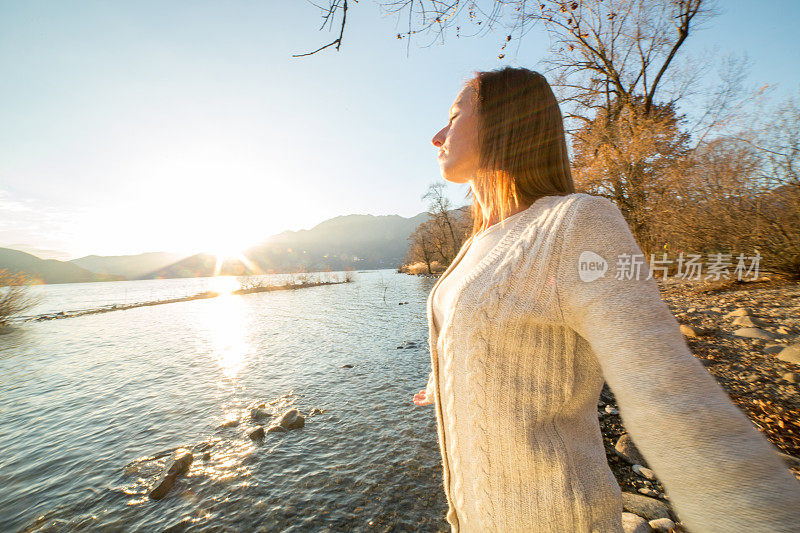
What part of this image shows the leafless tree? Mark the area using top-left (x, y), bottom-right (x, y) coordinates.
top-left (0, 269), bottom-right (39, 326)
top-left (732, 91), bottom-right (800, 277)
top-left (423, 182), bottom-right (468, 263)
top-left (293, 0), bottom-right (351, 57)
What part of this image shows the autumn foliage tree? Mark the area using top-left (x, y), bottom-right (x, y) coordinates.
top-left (404, 219), bottom-right (442, 274)
top-left (572, 98), bottom-right (693, 257)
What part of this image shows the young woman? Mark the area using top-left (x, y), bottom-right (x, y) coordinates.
top-left (412, 67), bottom-right (800, 532)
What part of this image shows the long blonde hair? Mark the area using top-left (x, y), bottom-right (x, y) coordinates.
top-left (464, 67), bottom-right (575, 237)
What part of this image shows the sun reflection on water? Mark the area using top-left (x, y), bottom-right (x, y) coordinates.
top-left (119, 438), bottom-right (257, 506)
top-left (202, 287), bottom-right (250, 380)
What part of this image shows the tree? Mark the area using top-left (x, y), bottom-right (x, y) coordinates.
top-left (401, 182), bottom-right (472, 273)
top-left (732, 91), bottom-right (800, 278)
top-left (422, 182), bottom-right (470, 264)
top-left (571, 98), bottom-right (692, 256)
top-left (0, 269), bottom-right (39, 326)
top-left (650, 136), bottom-right (762, 260)
top-left (405, 220), bottom-right (439, 274)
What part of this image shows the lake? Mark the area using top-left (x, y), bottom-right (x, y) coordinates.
top-left (0, 270), bottom-right (449, 532)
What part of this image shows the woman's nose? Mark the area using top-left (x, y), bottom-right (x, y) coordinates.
top-left (432, 128), bottom-right (445, 147)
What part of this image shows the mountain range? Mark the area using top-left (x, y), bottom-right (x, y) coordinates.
top-left (1, 211), bottom-right (430, 284)
top-left (0, 248), bottom-right (124, 284)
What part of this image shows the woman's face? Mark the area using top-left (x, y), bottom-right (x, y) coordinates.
top-left (431, 85), bottom-right (480, 184)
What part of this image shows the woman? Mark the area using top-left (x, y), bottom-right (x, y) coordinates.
top-left (412, 67), bottom-right (800, 532)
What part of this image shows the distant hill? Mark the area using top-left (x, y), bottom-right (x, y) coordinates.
top-left (0, 248), bottom-right (124, 284)
top-left (3, 244), bottom-right (71, 261)
top-left (70, 252), bottom-right (186, 279)
top-left (142, 212), bottom-right (430, 279)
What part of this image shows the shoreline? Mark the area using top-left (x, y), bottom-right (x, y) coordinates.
top-left (22, 279), bottom-right (352, 324)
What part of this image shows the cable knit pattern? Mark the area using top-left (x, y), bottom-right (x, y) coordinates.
top-left (425, 192), bottom-right (800, 532)
top-left (441, 310), bottom-right (466, 516)
top-left (463, 198), bottom-right (572, 530)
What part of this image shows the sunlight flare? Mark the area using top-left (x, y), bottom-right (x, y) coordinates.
top-left (208, 276), bottom-right (239, 295)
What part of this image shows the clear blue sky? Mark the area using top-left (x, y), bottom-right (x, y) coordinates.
top-left (0, 0), bottom-right (797, 259)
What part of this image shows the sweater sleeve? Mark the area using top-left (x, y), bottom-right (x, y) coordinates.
top-left (554, 195), bottom-right (800, 533)
top-left (425, 370), bottom-right (436, 404)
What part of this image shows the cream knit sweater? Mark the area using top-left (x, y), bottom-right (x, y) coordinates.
top-left (423, 192), bottom-right (800, 532)
top-left (431, 208), bottom-right (527, 333)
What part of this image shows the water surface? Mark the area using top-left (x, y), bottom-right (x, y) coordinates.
top-left (0, 270), bottom-right (448, 532)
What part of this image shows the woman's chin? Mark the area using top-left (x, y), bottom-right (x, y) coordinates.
top-left (438, 165), bottom-right (463, 184)
top-left (441, 172), bottom-right (468, 185)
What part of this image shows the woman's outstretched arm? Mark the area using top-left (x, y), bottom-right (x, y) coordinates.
top-left (554, 195), bottom-right (800, 533)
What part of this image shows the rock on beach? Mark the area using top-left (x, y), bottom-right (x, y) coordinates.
top-left (621, 512), bottom-right (650, 533)
top-left (622, 492), bottom-right (673, 521)
top-left (777, 343), bottom-right (800, 365)
top-left (733, 327), bottom-right (779, 340)
top-left (615, 434), bottom-right (647, 466)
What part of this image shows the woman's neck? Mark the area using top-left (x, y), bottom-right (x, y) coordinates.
top-left (480, 203), bottom-right (530, 231)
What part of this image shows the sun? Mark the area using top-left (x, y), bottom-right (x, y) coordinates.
top-left (209, 245), bottom-right (262, 279)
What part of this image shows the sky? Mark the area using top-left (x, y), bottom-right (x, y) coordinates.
top-left (0, 0), bottom-right (798, 260)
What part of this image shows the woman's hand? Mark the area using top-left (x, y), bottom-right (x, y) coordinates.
top-left (413, 389), bottom-right (434, 406)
